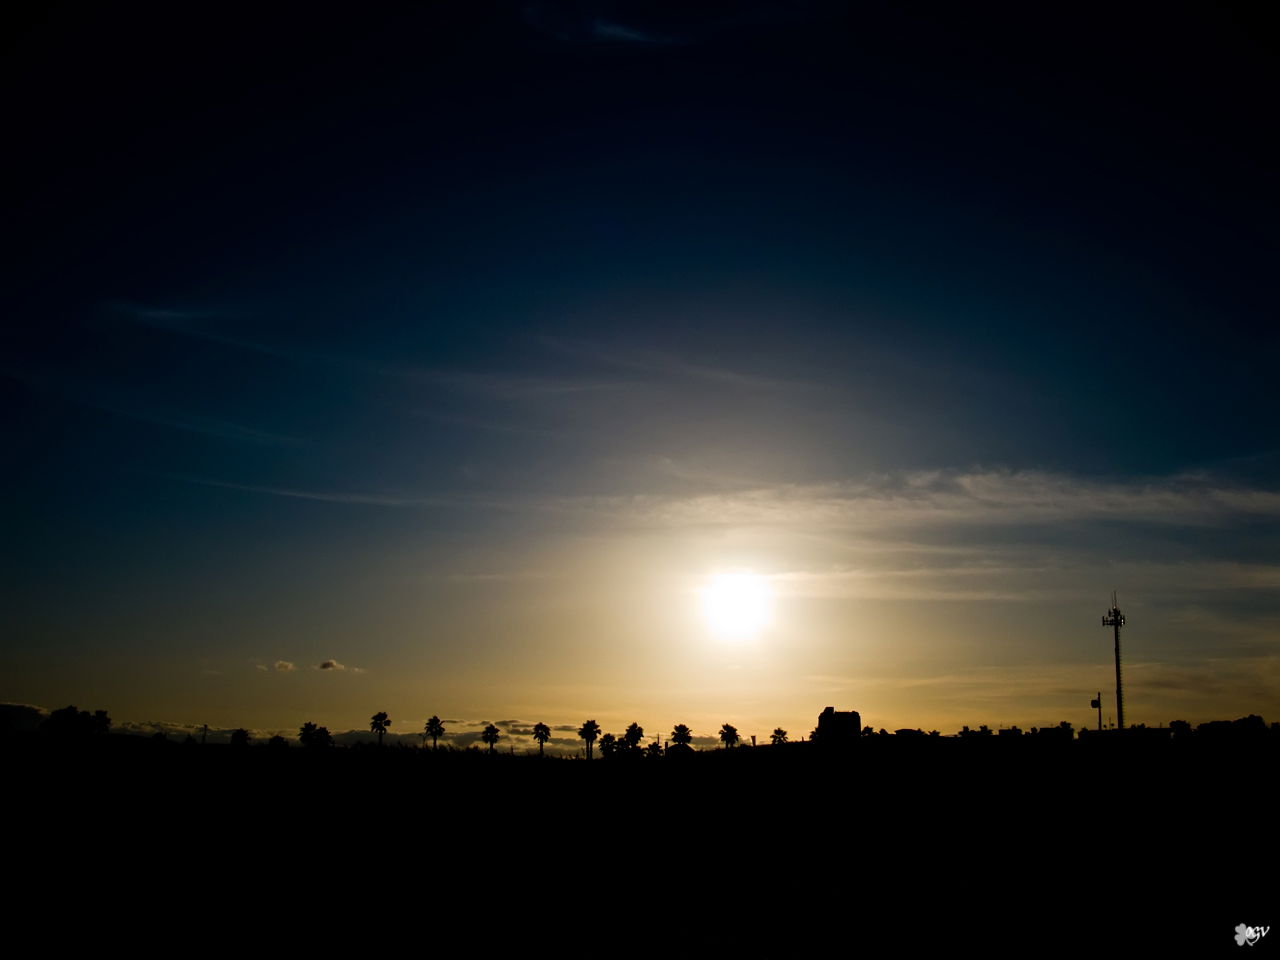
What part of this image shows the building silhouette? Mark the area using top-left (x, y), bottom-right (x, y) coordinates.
top-left (816, 706), bottom-right (861, 744)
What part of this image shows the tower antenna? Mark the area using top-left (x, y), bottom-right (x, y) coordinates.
top-left (1101, 592), bottom-right (1126, 731)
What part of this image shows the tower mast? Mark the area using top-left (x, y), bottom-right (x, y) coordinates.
top-left (1101, 591), bottom-right (1126, 730)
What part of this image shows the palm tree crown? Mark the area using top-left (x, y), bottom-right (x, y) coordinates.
top-left (371, 711), bottom-right (391, 747)
top-left (299, 722), bottom-right (333, 749)
top-left (578, 719), bottom-right (601, 759)
top-left (771, 727), bottom-right (788, 745)
top-left (599, 732), bottom-right (617, 758)
top-left (481, 723), bottom-right (500, 753)
top-left (719, 723), bottom-right (740, 749)
top-left (424, 715), bottom-right (446, 749)
top-left (670, 724), bottom-right (693, 746)
top-left (532, 721), bottom-right (551, 756)
top-left (622, 722), bottom-right (644, 752)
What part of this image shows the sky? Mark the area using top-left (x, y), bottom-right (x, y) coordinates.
top-left (3, 2), bottom-right (1277, 747)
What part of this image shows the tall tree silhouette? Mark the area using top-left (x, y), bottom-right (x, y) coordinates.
top-left (42, 705), bottom-right (111, 738)
top-left (424, 715), bottom-right (446, 750)
top-left (532, 722), bottom-right (551, 756)
top-left (622, 722), bottom-right (644, 753)
top-left (370, 711), bottom-right (391, 747)
top-left (771, 727), bottom-right (788, 745)
top-left (719, 723), bottom-right (740, 749)
top-left (671, 724), bottom-right (693, 746)
top-left (598, 732), bottom-right (618, 758)
top-left (481, 723), bottom-right (500, 753)
top-left (578, 719), bottom-right (601, 759)
top-left (299, 722), bottom-right (333, 749)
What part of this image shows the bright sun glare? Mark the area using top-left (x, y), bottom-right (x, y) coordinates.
top-left (699, 571), bottom-right (774, 641)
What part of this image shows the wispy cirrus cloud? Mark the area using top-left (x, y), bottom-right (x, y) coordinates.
top-left (171, 475), bottom-right (458, 508)
top-left (122, 304), bottom-right (647, 403)
top-left (554, 469), bottom-right (1280, 530)
top-left (518, 5), bottom-right (688, 45)
top-left (440, 573), bottom-right (560, 586)
top-left (4, 366), bottom-right (304, 447)
top-left (117, 302), bottom-right (402, 380)
top-left (539, 336), bottom-right (821, 392)
top-left (415, 369), bottom-right (632, 400)
top-left (117, 302), bottom-right (305, 363)
top-left (537, 468), bottom-right (1280, 608)
top-left (169, 466), bottom-right (1280, 537)
top-left (413, 410), bottom-right (569, 440)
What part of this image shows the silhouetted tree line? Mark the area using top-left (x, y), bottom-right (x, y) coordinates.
top-left (6, 704), bottom-right (1278, 755)
top-left (40, 705), bottom-right (111, 738)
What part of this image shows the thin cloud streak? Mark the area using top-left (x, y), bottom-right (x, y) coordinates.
top-left (120, 303), bottom-right (306, 363)
top-left (440, 571), bottom-right (561, 583)
top-left (554, 470), bottom-right (1280, 530)
top-left (413, 410), bottom-right (569, 440)
top-left (119, 302), bottom-right (405, 379)
top-left (121, 305), bottom-right (815, 399)
top-left (772, 567), bottom-right (1050, 602)
top-left (5, 366), bottom-right (305, 447)
top-left (170, 475), bottom-right (461, 507)
top-left (539, 336), bottom-right (822, 392)
top-left (770, 561), bottom-right (1280, 602)
top-left (416, 370), bottom-right (632, 399)
top-left (168, 467), bottom-right (1280, 541)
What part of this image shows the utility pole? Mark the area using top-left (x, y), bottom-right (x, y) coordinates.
top-left (1101, 592), bottom-right (1126, 731)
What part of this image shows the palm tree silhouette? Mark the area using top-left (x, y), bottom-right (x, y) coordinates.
top-left (371, 711), bottom-right (391, 747)
top-left (622, 722), bottom-right (644, 753)
top-left (599, 732), bottom-right (617, 758)
top-left (671, 724), bottom-right (693, 746)
top-left (482, 723), bottom-right (500, 753)
top-left (719, 723), bottom-right (740, 749)
top-left (578, 719), bottom-right (601, 759)
top-left (424, 715), bottom-right (446, 749)
top-left (299, 722), bottom-right (333, 749)
top-left (532, 722), bottom-right (551, 756)
top-left (771, 727), bottom-right (788, 745)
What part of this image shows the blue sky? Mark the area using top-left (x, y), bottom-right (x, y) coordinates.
top-left (4, 3), bottom-right (1276, 740)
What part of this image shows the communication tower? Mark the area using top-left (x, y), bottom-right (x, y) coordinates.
top-left (1101, 592), bottom-right (1126, 730)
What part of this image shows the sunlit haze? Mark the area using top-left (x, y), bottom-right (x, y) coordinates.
top-left (3, 4), bottom-right (1276, 749)
top-left (700, 572), bottom-right (775, 642)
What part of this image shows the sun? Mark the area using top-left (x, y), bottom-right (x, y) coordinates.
top-left (699, 571), bottom-right (774, 641)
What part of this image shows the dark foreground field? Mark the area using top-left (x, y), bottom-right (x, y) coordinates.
top-left (8, 736), bottom-right (1271, 955)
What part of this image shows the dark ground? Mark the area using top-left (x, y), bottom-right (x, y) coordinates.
top-left (8, 734), bottom-right (1272, 955)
